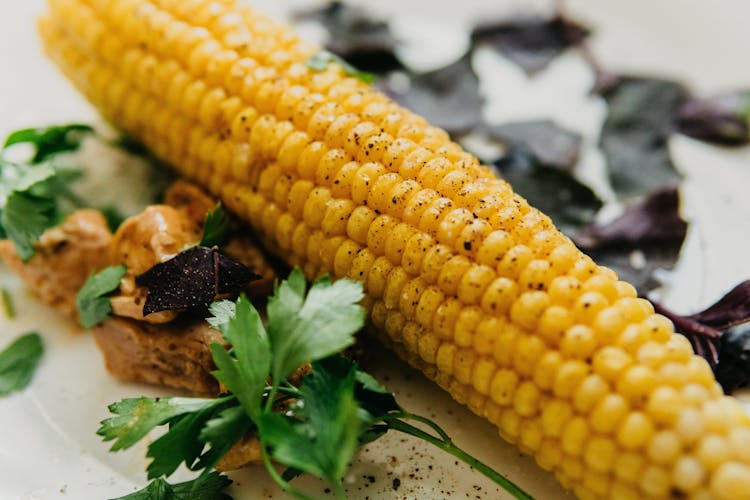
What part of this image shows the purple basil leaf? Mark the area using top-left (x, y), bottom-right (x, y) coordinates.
top-left (651, 282), bottom-right (750, 392)
top-left (379, 54), bottom-right (482, 135)
top-left (599, 77), bottom-right (686, 199)
top-left (135, 246), bottom-right (260, 315)
top-left (574, 188), bottom-right (687, 294)
top-left (471, 15), bottom-right (589, 75)
top-left (294, 1), bottom-right (402, 74)
top-left (676, 90), bottom-right (750, 146)
top-left (494, 147), bottom-right (601, 236)
top-left (652, 301), bottom-right (721, 367)
top-left (488, 120), bottom-right (582, 171)
top-left (574, 187), bottom-right (687, 248)
top-left (687, 280), bottom-right (750, 331)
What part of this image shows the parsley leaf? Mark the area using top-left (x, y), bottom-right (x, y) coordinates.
top-left (0, 163), bottom-right (58, 261)
top-left (3, 124), bottom-right (93, 163)
top-left (2, 191), bottom-right (56, 261)
top-left (0, 332), bottom-right (44, 397)
top-left (76, 265), bottom-right (127, 328)
top-left (146, 402), bottom-right (225, 479)
top-left (267, 272), bottom-right (365, 382)
top-left (111, 471), bottom-right (232, 500)
top-left (210, 295), bottom-right (271, 421)
top-left (97, 396), bottom-right (225, 451)
top-left (196, 404), bottom-right (254, 471)
top-left (305, 50), bottom-right (375, 84)
top-left (200, 203), bottom-right (229, 248)
top-left (260, 357), bottom-right (362, 487)
top-left (206, 300), bottom-right (236, 332)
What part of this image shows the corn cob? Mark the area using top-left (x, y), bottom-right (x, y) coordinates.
top-left (38, 0), bottom-right (750, 498)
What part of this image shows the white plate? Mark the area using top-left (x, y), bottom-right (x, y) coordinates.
top-left (2, 1), bottom-right (750, 499)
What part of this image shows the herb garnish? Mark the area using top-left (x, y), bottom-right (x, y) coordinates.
top-left (76, 265), bottom-right (127, 328)
top-left (305, 50), bottom-right (375, 84)
top-left (199, 203), bottom-right (229, 248)
top-left (3, 124), bottom-right (93, 163)
top-left (111, 471), bottom-right (232, 500)
top-left (0, 332), bottom-right (44, 397)
top-left (0, 125), bottom-right (92, 261)
top-left (100, 269), bottom-right (530, 499)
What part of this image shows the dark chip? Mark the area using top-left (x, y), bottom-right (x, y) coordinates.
top-left (135, 246), bottom-right (261, 315)
top-left (294, 1), bottom-right (402, 74)
top-left (598, 77), bottom-right (687, 199)
top-left (471, 15), bottom-right (589, 75)
top-left (676, 90), bottom-right (750, 146)
top-left (379, 54), bottom-right (482, 135)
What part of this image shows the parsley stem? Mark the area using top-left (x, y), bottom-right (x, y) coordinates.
top-left (332, 481), bottom-right (346, 500)
top-left (385, 418), bottom-right (532, 500)
top-left (260, 439), bottom-right (314, 500)
top-left (398, 411), bottom-right (451, 442)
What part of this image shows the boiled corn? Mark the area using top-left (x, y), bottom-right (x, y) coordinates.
top-left (38, 0), bottom-right (750, 498)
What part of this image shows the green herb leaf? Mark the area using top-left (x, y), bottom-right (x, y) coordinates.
top-left (146, 403), bottom-right (223, 479)
top-left (111, 477), bottom-right (174, 500)
top-left (206, 300), bottom-right (236, 332)
top-left (75, 265), bottom-right (127, 328)
top-left (268, 272), bottom-right (365, 382)
top-left (98, 396), bottom-right (225, 451)
top-left (200, 203), bottom-right (229, 248)
top-left (3, 124), bottom-right (93, 163)
top-left (260, 357), bottom-right (362, 485)
top-left (354, 367), bottom-right (400, 418)
top-left (305, 50), bottom-right (375, 84)
top-left (196, 404), bottom-right (253, 471)
top-left (210, 295), bottom-right (271, 421)
top-left (110, 472), bottom-right (233, 500)
top-left (2, 191), bottom-right (56, 261)
top-left (0, 332), bottom-right (44, 397)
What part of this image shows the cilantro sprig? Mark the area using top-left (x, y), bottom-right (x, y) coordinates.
top-left (100, 269), bottom-right (530, 500)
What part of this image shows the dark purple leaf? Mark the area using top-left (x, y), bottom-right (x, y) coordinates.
top-left (650, 281), bottom-right (750, 392)
top-left (471, 15), bottom-right (589, 75)
top-left (494, 147), bottom-right (601, 236)
top-left (574, 188), bottom-right (687, 294)
top-left (135, 246), bottom-right (260, 315)
top-left (488, 120), bottom-right (582, 171)
top-left (599, 77), bottom-right (687, 199)
top-left (575, 187), bottom-right (687, 248)
top-left (294, 1), bottom-right (402, 74)
top-left (379, 54), bottom-right (482, 135)
top-left (676, 90), bottom-right (750, 146)
top-left (687, 281), bottom-right (750, 331)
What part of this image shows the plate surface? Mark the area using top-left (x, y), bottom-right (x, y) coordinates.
top-left (2, 1), bottom-right (750, 499)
